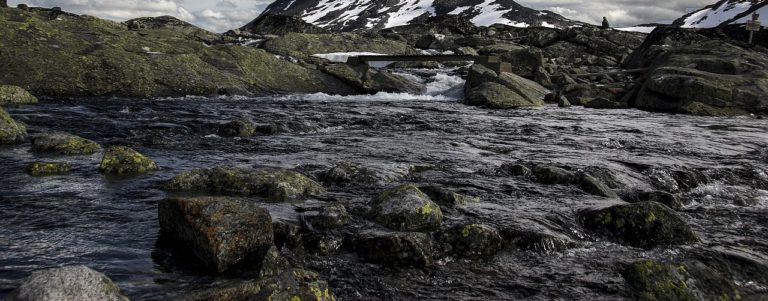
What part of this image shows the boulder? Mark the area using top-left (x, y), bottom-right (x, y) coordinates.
top-left (99, 146), bottom-right (158, 175)
top-left (582, 97), bottom-right (628, 109)
top-left (558, 96), bottom-right (572, 107)
top-left (158, 197), bottom-right (274, 273)
top-left (418, 185), bottom-right (479, 208)
top-left (355, 231), bottom-right (434, 267)
top-left (297, 202), bottom-right (351, 230)
top-left (463, 64), bottom-right (547, 109)
top-left (581, 202), bottom-right (699, 249)
top-left (0, 106), bottom-right (26, 144)
top-left (320, 64), bottom-right (426, 94)
top-left (27, 162), bottom-right (71, 176)
top-left (218, 118), bottom-right (256, 137)
top-left (623, 260), bottom-right (742, 301)
top-left (621, 190), bottom-right (683, 210)
top-left (436, 224), bottom-right (503, 258)
top-left (0, 85), bottom-right (38, 105)
top-left (240, 13), bottom-right (329, 35)
top-left (31, 132), bottom-right (99, 155)
top-left (369, 184), bottom-right (443, 232)
top-left (532, 165), bottom-right (616, 197)
top-left (479, 46), bottom-right (544, 78)
top-left (165, 167), bottom-right (325, 202)
top-left (6, 265), bottom-right (128, 301)
top-left (503, 227), bottom-right (577, 254)
top-left (321, 162), bottom-right (387, 186)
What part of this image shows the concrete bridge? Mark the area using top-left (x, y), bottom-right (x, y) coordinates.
top-left (346, 55), bottom-right (512, 74)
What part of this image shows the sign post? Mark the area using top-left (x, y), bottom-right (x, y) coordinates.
top-left (747, 0), bottom-right (763, 44)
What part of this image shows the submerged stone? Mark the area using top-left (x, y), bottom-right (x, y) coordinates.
top-left (369, 184), bottom-right (443, 232)
top-left (533, 165), bottom-right (617, 197)
top-left (158, 197), bottom-right (274, 274)
top-left (165, 166), bottom-right (325, 202)
top-left (99, 146), bottom-right (158, 175)
top-left (0, 106), bottom-right (27, 144)
top-left (581, 202), bottom-right (699, 249)
top-left (355, 231), bottom-right (434, 267)
top-left (6, 265), bottom-right (128, 301)
top-left (27, 161), bottom-right (71, 176)
top-left (621, 190), bottom-right (683, 210)
top-left (0, 85), bottom-right (38, 105)
top-left (218, 118), bottom-right (256, 137)
top-left (436, 223), bottom-right (503, 258)
top-left (418, 185), bottom-right (480, 208)
top-left (31, 132), bottom-right (99, 155)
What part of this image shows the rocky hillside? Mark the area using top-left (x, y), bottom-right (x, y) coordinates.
top-left (674, 0), bottom-right (767, 28)
top-left (260, 0), bottom-right (582, 32)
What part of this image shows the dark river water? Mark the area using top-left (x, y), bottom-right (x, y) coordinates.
top-left (1, 73), bottom-right (767, 300)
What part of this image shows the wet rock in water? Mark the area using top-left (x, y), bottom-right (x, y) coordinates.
top-left (301, 233), bottom-right (344, 255)
top-left (418, 185), bottom-right (480, 208)
top-left (436, 224), bottom-right (503, 258)
top-left (0, 85), bottom-right (38, 105)
top-left (6, 265), bottom-right (128, 301)
top-left (31, 132), bottom-right (99, 155)
top-left (169, 268), bottom-right (336, 301)
top-left (369, 184), bottom-right (443, 231)
top-left (320, 162), bottom-right (399, 186)
top-left (218, 118), bottom-right (256, 137)
top-left (503, 228), bottom-right (577, 254)
top-left (558, 96), bottom-right (572, 108)
top-left (27, 162), bottom-right (71, 176)
top-left (497, 163), bottom-right (532, 177)
top-left (320, 63), bottom-right (426, 94)
top-left (582, 97), bottom-right (628, 109)
top-left (165, 167), bottom-right (326, 202)
top-left (645, 167), bottom-right (709, 193)
top-left (297, 202), bottom-right (351, 230)
top-left (355, 231), bottom-right (434, 267)
top-left (0, 106), bottom-right (27, 144)
top-left (581, 202), bottom-right (699, 249)
top-left (533, 165), bottom-right (617, 197)
top-left (621, 190), bottom-right (683, 210)
top-left (99, 146), bottom-right (158, 175)
top-left (463, 64), bottom-right (547, 109)
top-left (575, 172), bottom-right (618, 198)
top-left (158, 197), bottom-right (274, 274)
top-left (622, 260), bottom-right (742, 301)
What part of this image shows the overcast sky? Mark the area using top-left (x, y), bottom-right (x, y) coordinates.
top-left (8, 0), bottom-right (715, 32)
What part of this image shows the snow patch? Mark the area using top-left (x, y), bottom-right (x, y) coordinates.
top-left (615, 26), bottom-right (656, 33)
top-left (682, 1), bottom-right (753, 28)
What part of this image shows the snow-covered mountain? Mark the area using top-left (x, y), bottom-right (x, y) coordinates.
top-left (259, 0), bottom-right (582, 32)
top-left (674, 0), bottom-right (767, 28)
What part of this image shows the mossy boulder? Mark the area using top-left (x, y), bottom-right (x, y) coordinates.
top-left (99, 145), bottom-right (158, 175)
top-left (623, 260), bottom-right (742, 301)
top-left (355, 231), bottom-right (434, 267)
top-left (533, 165), bottom-right (617, 197)
top-left (418, 185), bottom-right (480, 208)
top-left (0, 85), bottom-right (37, 105)
top-left (158, 197), bottom-right (274, 274)
top-left (369, 184), bottom-right (443, 232)
top-left (218, 118), bottom-right (256, 137)
top-left (581, 202), bottom-right (699, 249)
top-left (31, 132), bottom-right (99, 155)
top-left (463, 64), bottom-right (547, 109)
top-left (6, 265), bottom-right (128, 301)
top-left (27, 161), bottom-right (71, 176)
top-left (165, 166), bottom-right (326, 202)
top-left (0, 106), bottom-right (26, 144)
top-left (436, 224), bottom-right (503, 258)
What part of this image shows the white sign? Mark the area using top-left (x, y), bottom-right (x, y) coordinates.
top-left (747, 20), bottom-right (761, 31)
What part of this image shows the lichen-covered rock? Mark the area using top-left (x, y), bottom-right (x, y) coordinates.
top-left (418, 185), bottom-right (480, 208)
top-left (532, 165), bottom-right (617, 197)
top-left (6, 265), bottom-right (128, 301)
top-left (621, 190), bottom-right (683, 210)
top-left (369, 184), bottom-right (443, 231)
top-left (463, 64), bottom-right (547, 109)
top-left (158, 197), bottom-right (274, 274)
top-left (436, 224), bottom-right (503, 258)
top-left (0, 85), bottom-right (38, 105)
top-left (262, 32), bottom-right (413, 60)
top-left (297, 202), bottom-right (351, 230)
top-left (0, 106), bottom-right (26, 144)
top-left (622, 260), bottom-right (742, 301)
top-left (218, 119), bottom-right (256, 137)
top-left (99, 146), bottom-right (158, 175)
top-left (320, 64), bottom-right (426, 94)
top-left (479, 46), bottom-right (544, 78)
top-left (355, 231), bottom-right (434, 267)
top-left (31, 132), bottom-right (99, 155)
top-left (321, 162), bottom-right (383, 186)
top-left (168, 268), bottom-right (336, 301)
top-left (581, 202), bottom-right (699, 249)
top-left (27, 162), bottom-right (71, 176)
top-left (165, 166), bottom-right (325, 202)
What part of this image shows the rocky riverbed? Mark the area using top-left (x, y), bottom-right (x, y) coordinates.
top-left (1, 85), bottom-right (767, 299)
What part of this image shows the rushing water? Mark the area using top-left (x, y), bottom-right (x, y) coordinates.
top-left (1, 69), bottom-right (767, 300)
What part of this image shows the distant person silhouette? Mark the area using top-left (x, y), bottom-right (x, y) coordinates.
top-left (602, 17), bottom-right (610, 29)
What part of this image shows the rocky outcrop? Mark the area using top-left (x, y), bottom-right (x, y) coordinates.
top-left (158, 197), bottom-right (274, 274)
top-left (31, 132), bottom-right (100, 155)
top-left (99, 146), bottom-right (158, 175)
top-left (369, 184), bottom-right (443, 232)
top-left (0, 8), bottom-right (355, 97)
top-left (320, 64), bottom-right (426, 94)
top-left (240, 13), bottom-right (329, 35)
top-left (355, 231), bottom-right (434, 267)
top-left (625, 27), bottom-right (768, 116)
top-left (6, 265), bottom-right (128, 301)
top-left (463, 64), bottom-right (548, 109)
top-left (262, 32), bottom-right (414, 61)
top-left (0, 106), bottom-right (26, 144)
top-left (581, 202), bottom-right (699, 249)
top-left (27, 162), bottom-right (71, 176)
top-left (123, 15), bottom-right (216, 42)
top-left (165, 167), bottom-right (325, 202)
top-left (0, 85), bottom-right (37, 105)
